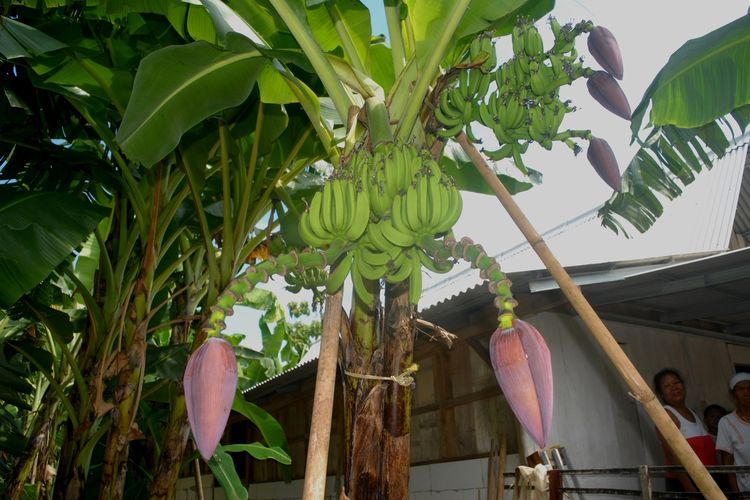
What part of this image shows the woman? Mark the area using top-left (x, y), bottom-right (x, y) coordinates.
top-left (653, 368), bottom-right (717, 492)
top-left (716, 372), bottom-right (750, 495)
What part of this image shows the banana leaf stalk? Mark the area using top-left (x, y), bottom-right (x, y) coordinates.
top-left (455, 131), bottom-right (725, 499)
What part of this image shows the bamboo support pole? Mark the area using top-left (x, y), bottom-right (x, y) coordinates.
top-left (456, 132), bottom-right (725, 499)
top-left (302, 290), bottom-right (344, 500)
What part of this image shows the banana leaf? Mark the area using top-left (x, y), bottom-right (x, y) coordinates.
top-left (600, 15), bottom-right (750, 235)
top-left (0, 191), bottom-right (108, 307)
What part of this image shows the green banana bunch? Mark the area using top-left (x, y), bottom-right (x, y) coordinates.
top-left (435, 85), bottom-right (468, 138)
top-left (495, 63), bottom-right (518, 93)
top-left (368, 142), bottom-right (421, 218)
top-left (386, 168), bottom-right (462, 246)
top-left (298, 170), bottom-right (370, 248)
top-left (469, 34), bottom-right (497, 73)
top-left (529, 65), bottom-right (556, 97)
top-left (284, 267), bottom-right (328, 293)
top-left (435, 68), bottom-right (491, 138)
top-left (523, 26), bottom-right (544, 58)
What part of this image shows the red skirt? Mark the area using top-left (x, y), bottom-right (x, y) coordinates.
top-left (666, 435), bottom-right (717, 478)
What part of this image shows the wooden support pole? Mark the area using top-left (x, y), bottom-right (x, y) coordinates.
top-left (302, 291), bottom-right (344, 500)
top-left (456, 132), bottom-right (725, 500)
top-left (548, 469), bottom-right (563, 500)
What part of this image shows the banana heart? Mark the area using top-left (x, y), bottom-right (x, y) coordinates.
top-left (489, 319), bottom-right (553, 448)
top-left (184, 337), bottom-right (238, 460)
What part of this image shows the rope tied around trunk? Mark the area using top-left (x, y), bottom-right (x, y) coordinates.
top-left (344, 363), bottom-right (419, 387)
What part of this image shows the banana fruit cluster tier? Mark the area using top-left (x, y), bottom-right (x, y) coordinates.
top-left (299, 143), bottom-right (463, 306)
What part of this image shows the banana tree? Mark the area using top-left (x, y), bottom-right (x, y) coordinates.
top-left (599, 14), bottom-right (750, 234)
top-left (163, 0), bottom-right (732, 496)
top-left (152, 0), bottom-right (718, 497)
top-left (1, 2), bottom-right (328, 498)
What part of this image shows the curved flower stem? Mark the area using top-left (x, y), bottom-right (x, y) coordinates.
top-left (219, 123), bottom-right (235, 280)
top-left (395, 0), bottom-right (471, 141)
top-left (455, 131), bottom-right (725, 499)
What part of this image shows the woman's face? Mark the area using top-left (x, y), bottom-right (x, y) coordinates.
top-left (659, 373), bottom-right (686, 406)
top-left (733, 380), bottom-right (750, 408)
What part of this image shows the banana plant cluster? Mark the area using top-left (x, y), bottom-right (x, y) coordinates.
top-left (434, 16), bottom-right (632, 191)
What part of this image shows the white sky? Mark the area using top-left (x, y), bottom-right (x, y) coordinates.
top-left (226, 0), bottom-right (750, 354)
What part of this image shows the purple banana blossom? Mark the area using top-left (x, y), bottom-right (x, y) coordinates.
top-left (184, 337), bottom-right (238, 460)
top-left (489, 319), bottom-right (553, 448)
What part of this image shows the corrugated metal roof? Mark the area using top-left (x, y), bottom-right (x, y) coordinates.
top-left (242, 356), bottom-right (319, 399)
top-left (732, 147), bottom-right (750, 240)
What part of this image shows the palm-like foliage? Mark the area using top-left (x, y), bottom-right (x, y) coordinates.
top-left (599, 15), bottom-right (750, 235)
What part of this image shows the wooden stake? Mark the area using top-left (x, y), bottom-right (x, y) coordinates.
top-left (497, 434), bottom-right (506, 500)
top-left (302, 290), bottom-right (344, 500)
top-left (456, 132), bottom-right (725, 499)
top-left (487, 440), bottom-right (497, 500)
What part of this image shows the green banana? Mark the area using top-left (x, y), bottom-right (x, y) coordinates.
top-left (351, 264), bottom-right (375, 307)
top-left (307, 192), bottom-right (333, 240)
top-left (483, 143), bottom-right (514, 161)
top-left (435, 104), bottom-right (463, 128)
top-left (476, 72), bottom-right (492, 99)
top-left (368, 167), bottom-right (390, 219)
top-left (319, 182), bottom-right (335, 235)
top-left (354, 249), bottom-right (387, 281)
top-left (331, 178), bottom-right (347, 232)
top-left (416, 247), bottom-right (453, 274)
top-left (344, 176), bottom-right (370, 241)
top-left (511, 144), bottom-right (529, 174)
top-left (299, 208), bottom-right (330, 248)
top-left (402, 185), bottom-right (421, 233)
top-left (512, 25), bottom-right (525, 56)
top-left (550, 17), bottom-right (561, 39)
top-left (381, 217), bottom-right (416, 247)
top-left (435, 183), bottom-right (463, 233)
top-left (385, 251), bottom-right (413, 284)
top-left (325, 252), bottom-right (353, 294)
top-left (464, 123), bottom-right (483, 144)
top-left (408, 250), bottom-right (423, 305)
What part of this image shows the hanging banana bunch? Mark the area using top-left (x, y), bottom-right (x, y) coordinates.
top-left (432, 16), bottom-right (632, 192)
top-left (297, 143), bottom-right (462, 308)
top-left (434, 34), bottom-right (495, 140)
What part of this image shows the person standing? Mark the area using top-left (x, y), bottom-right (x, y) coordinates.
top-left (716, 372), bottom-right (750, 495)
top-left (705, 404), bottom-right (729, 438)
top-left (653, 368), bottom-right (718, 492)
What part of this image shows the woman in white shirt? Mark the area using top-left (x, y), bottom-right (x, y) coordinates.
top-left (716, 372), bottom-right (750, 494)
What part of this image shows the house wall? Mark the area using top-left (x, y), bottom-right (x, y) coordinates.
top-left (177, 310), bottom-right (744, 499)
top-left (525, 311), bottom-right (739, 496)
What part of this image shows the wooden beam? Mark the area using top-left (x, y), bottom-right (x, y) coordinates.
top-left (590, 264), bottom-right (750, 306)
top-left (660, 298), bottom-right (750, 323)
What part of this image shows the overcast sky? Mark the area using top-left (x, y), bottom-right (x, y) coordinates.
top-left (226, 1), bottom-right (750, 353)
